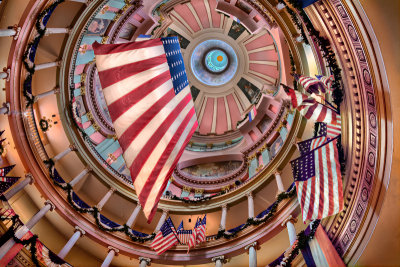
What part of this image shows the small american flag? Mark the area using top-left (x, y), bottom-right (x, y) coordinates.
top-left (93, 37), bottom-right (198, 223)
top-left (176, 220), bottom-right (192, 245)
top-left (291, 137), bottom-right (343, 222)
top-left (151, 217), bottom-right (179, 254)
top-left (196, 215), bottom-right (207, 244)
top-left (248, 106), bottom-right (257, 122)
top-left (293, 74), bottom-right (326, 95)
top-left (188, 218), bottom-right (199, 252)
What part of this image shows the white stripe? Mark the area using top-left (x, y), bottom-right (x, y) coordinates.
top-left (321, 144), bottom-right (330, 218)
top-left (303, 178), bottom-right (312, 222)
top-left (112, 79), bottom-right (173, 137)
top-left (312, 149), bottom-right (321, 220)
top-left (123, 89), bottom-right (191, 167)
top-left (329, 141), bottom-right (340, 214)
top-left (296, 182), bottom-right (303, 212)
top-left (96, 45), bottom-right (165, 71)
top-left (141, 115), bottom-right (197, 217)
top-left (152, 234), bottom-right (176, 249)
top-left (102, 62), bottom-right (170, 105)
top-left (306, 103), bottom-right (322, 121)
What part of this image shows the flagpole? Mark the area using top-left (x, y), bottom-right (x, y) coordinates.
top-left (169, 217), bottom-right (181, 245)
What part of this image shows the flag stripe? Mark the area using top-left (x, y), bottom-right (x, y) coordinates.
top-left (93, 39), bottom-right (163, 56)
top-left (143, 118), bottom-right (198, 219)
top-left (139, 107), bottom-right (196, 202)
top-left (107, 70), bottom-right (172, 120)
top-left (129, 93), bottom-right (193, 181)
top-left (122, 90), bottom-right (192, 168)
top-left (102, 62), bottom-right (170, 105)
top-left (98, 54), bottom-right (168, 88)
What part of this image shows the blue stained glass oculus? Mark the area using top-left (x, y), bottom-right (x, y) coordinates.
top-left (190, 39), bottom-right (238, 86)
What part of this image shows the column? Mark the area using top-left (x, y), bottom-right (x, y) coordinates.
top-left (69, 167), bottom-right (91, 187)
top-left (281, 215), bottom-right (298, 246)
top-left (34, 61), bottom-right (61, 71)
top-left (219, 204), bottom-right (227, 230)
top-left (0, 68), bottom-right (10, 80)
top-left (212, 256), bottom-right (225, 267)
top-left (58, 226), bottom-right (85, 259)
top-left (139, 257), bottom-right (151, 267)
top-left (34, 87), bottom-right (60, 102)
top-left (0, 27), bottom-right (20, 39)
top-left (245, 242), bottom-right (258, 267)
top-left (45, 28), bottom-right (70, 35)
top-left (126, 203), bottom-right (141, 228)
top-left (96, 187), bottom-right (115, 210)
top-left (247, 193), bottom-right (254, 219)
top-left (155, 209), bottom-right (168, 232)
top-left (0, 200), bottom-right (55, 259)
top-left (3, 173), bottom-right (34, 200)
top-left (53, 144), bottom-right (75, 162)
top-left (0, 102), bottom-right (10, 115)
top-left (275, 171), bottom-right (285, 193)
top-left (101, 246), bottom-right (119, 267)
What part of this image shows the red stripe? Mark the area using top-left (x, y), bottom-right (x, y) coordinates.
top-left (118, 88), bottom-right (175, 151)
top-left (303, 103), bottom-right (318, 119)
top-left (318, 146), bottom-right (325, 219)
top-left (146, 122), bottom-right (198, 223)
top-left (129, 93), bottom-right (193, 181)
top-left (107, 70), bottom-right (172, 121)
top-left (98, 54), bottom-right (167, 88)
top-left (306, 176), bottom-right (315, 220)
top-left (92, 39), bottom-right (163, 55)
top-left (139, 108), bottom-right (196, 202)
top-left (316, 106), bottom-right (328, 122)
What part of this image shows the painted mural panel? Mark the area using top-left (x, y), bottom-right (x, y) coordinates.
top-left (181, 161), bottom-right (242, 178)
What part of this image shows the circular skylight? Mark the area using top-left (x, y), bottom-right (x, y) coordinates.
top-left (190, 39), bottom-right (238, 86)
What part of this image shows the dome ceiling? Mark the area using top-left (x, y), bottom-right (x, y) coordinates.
top-left (1, 0), bottom-right (394, 266)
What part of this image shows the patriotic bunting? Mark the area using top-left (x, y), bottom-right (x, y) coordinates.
top-left (291, 137), bottom-right (343, 222)
top-left (93, 37), bottom-right (198, 223)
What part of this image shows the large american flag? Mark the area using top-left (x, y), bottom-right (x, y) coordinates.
top-left (151, 217), bottom-right (179, 254)
top-left (297, 120), bottom-right (342, 156)
top-left (284, 87), bottom-right (340, 125)
top-left (291, 137), bottom-right (343, 222)
top-left (93, 37), bottom-right (198, 223)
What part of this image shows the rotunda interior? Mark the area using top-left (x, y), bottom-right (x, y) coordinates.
top-left (0, 0), bottom-right (398, 266)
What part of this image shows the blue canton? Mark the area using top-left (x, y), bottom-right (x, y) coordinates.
top-left (161, 37), bottom-right (189, 96)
